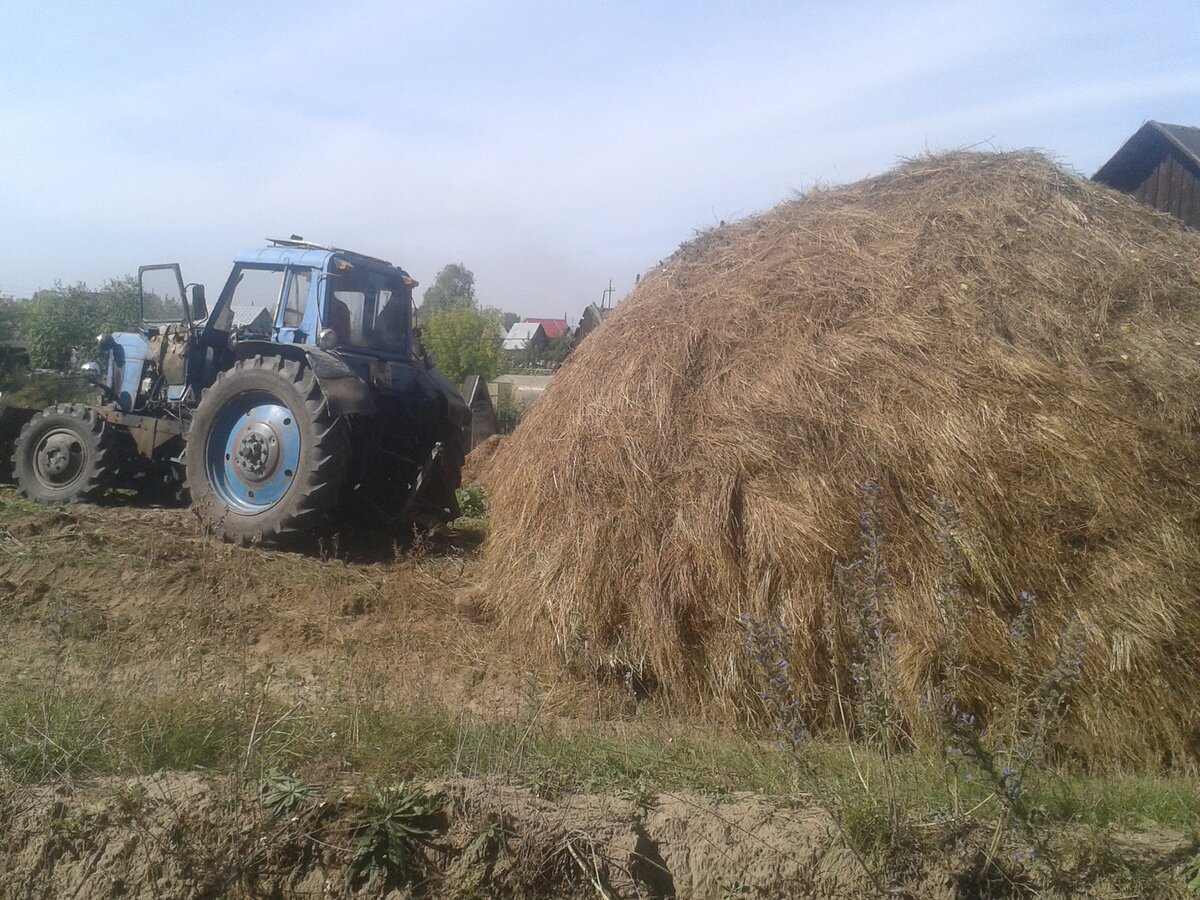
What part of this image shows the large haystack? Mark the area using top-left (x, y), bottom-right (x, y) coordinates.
top-left (483, 152), bottom-right (1200, 764)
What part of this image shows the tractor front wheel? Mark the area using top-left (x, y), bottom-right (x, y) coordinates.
top-left (12, 404), bottom-right (116, 505)
top-left (186, 355), bottom-right (349, 545)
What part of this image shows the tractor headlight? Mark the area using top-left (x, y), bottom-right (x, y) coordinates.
top-left (318, 328), bottom-right (338, 351)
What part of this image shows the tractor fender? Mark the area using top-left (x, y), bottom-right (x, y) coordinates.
top-left (426, 366), bottom-right (471, 430)
top-left (233, 342), bottom-right (375, 418)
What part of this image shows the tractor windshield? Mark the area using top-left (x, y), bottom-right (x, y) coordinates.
top-left (228, 267), bottom-right (285, 332)
top-left (322, 272), bottom-right (411, 355)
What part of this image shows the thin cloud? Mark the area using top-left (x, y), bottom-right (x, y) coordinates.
top-left (0, 0), bottom-right (1197, 313)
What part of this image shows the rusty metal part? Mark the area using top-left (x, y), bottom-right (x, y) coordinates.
top-left (146, 328), bottom-right (190, 386)
top-left (94, 408), bottom-right (184, 459)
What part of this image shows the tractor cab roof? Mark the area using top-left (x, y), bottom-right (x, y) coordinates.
top-left (233, 238), bottom-right (413, 279)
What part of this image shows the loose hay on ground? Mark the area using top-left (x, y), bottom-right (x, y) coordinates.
top-left (482, 151), bottom-right (1200, 766)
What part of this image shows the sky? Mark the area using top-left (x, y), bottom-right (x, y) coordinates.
top-left (1, 0), bottom-right (1197, 320)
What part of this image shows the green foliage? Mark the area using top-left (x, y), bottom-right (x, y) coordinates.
top-left (1182, 850), bottom-right (1200, 894)
top-left (495, 391), bottom-right (524, 434)
top-left (23, 277), bottom-right (142, 370)
top-left (455, 484), bottom-right (488, 519)
top-left (0, 372), bottom-right (92, 409)
top-left (507, 330), bottom-right (572, 372)
top-left (420, 306), bottom-right (504, 387)
top-left (420, 263), bottom-right (477, 316)
top-left (543, 332), bottom-right (573, 368)
top-left (0, 301), bottom-right (24, 346)
top-left (348, 782), bottom-right (443, 888)
top-left (260, 768), bottom-right (321, 820)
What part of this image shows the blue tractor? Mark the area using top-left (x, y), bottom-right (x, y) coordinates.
top-left (10, 238), bottom-right (470, 544)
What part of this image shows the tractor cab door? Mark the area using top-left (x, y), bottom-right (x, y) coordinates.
top-left (138, 264), bottom-right (189, 327)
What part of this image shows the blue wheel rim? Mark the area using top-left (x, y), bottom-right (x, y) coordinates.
top-left (205, 390), bottom-right (302, 514)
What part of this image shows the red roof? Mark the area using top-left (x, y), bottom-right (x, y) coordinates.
top-left (522, 317), bottom-right (569, 339)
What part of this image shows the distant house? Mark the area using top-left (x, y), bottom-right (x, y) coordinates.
top-left (522, 317), bottom-right (570, 340)
top-left (573, 303), bottom-right (610, 347)
top-left (461, 375), bottom-right (497, 450)
top-left (502, 321), bottom-right (548, 354)
top-left (1094, 121), bottom-right (1200, 228)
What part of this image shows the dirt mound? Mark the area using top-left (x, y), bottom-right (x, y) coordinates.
top-left (3, 773), bottom-right (869, 898)
top-left (461, 434), bottom-right (506, 491)
top-left (482, 151), bottom-right (1200, 764)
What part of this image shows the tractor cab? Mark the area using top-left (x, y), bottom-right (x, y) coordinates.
top-left (205, 238), bottom-right (421, 365)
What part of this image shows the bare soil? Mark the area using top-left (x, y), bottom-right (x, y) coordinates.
top-left (0, 498), bottom-right (539, 722)
top-left (3, 772), bottom-right (876, 899)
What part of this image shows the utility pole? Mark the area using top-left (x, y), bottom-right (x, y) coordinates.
top-left (600, 279), bottom-right (614, 310)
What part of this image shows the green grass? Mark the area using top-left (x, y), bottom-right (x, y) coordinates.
top-left (2, 664), bottom-right (1198, 897)
top-left (1, 679), bottom-right (1197, 838)
top-left (0, 372), bottom-right (94, 410)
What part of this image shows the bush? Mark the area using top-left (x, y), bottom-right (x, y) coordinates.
top-left (23, 278), bottom-right (140, 370)
top-left (455, 484), bottom-right (488, 519)
top-left (420, 307), bottom-right (505, 387)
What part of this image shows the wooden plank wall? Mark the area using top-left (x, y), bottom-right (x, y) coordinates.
top-left (1133, 151), bottom-right (1200, 228)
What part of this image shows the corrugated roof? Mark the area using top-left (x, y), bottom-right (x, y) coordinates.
top-left (493, 374), bottom-right (553, 388)
top-left (503, 321), bottom-right (544, 351)
top-left (523, 317), bottom-right (570, 339)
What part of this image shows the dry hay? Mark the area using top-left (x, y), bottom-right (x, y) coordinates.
top-left (482, 151), bottom-right (1200, 765)
top-left (461, 433), bottom-right (506, 491)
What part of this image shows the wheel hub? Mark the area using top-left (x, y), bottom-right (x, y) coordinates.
top-left (34, 430), bottom-right (85, 486)
top-left (234, 422), bottom-right (279, 482)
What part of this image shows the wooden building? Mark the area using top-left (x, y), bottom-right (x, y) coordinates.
top-left (573, 302), bottom-right (610, 347)
top-left (1093, 121), bottom-right (1200, 228)
top-left (461, 375), bottom-right (497, 450)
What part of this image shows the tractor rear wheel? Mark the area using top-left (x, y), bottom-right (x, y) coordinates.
top-left (12, 404), bottom-right (117, 505)
top-left (186, 355), bottom-right (349, 545)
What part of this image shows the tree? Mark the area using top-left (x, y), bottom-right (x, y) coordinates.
top-left (0, 300), bottom-right (28, 378)
top-left (544, 332), bottom-right (574, 368)
top-left (24, 277), bottom-right (141, 369)
top-left (420, 306), bottom-right (505, 387)
top-left (420, 263), bottom-right (477, 316)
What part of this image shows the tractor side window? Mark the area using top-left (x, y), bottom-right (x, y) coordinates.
top-left (283, 270), bottom-right (311, 328)
top-left (229, 267), bottom-right (285, 331)
top-left (326, 290), bottom-right (367, 346)
top-left (374, 290), bottom-right (408, 348)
